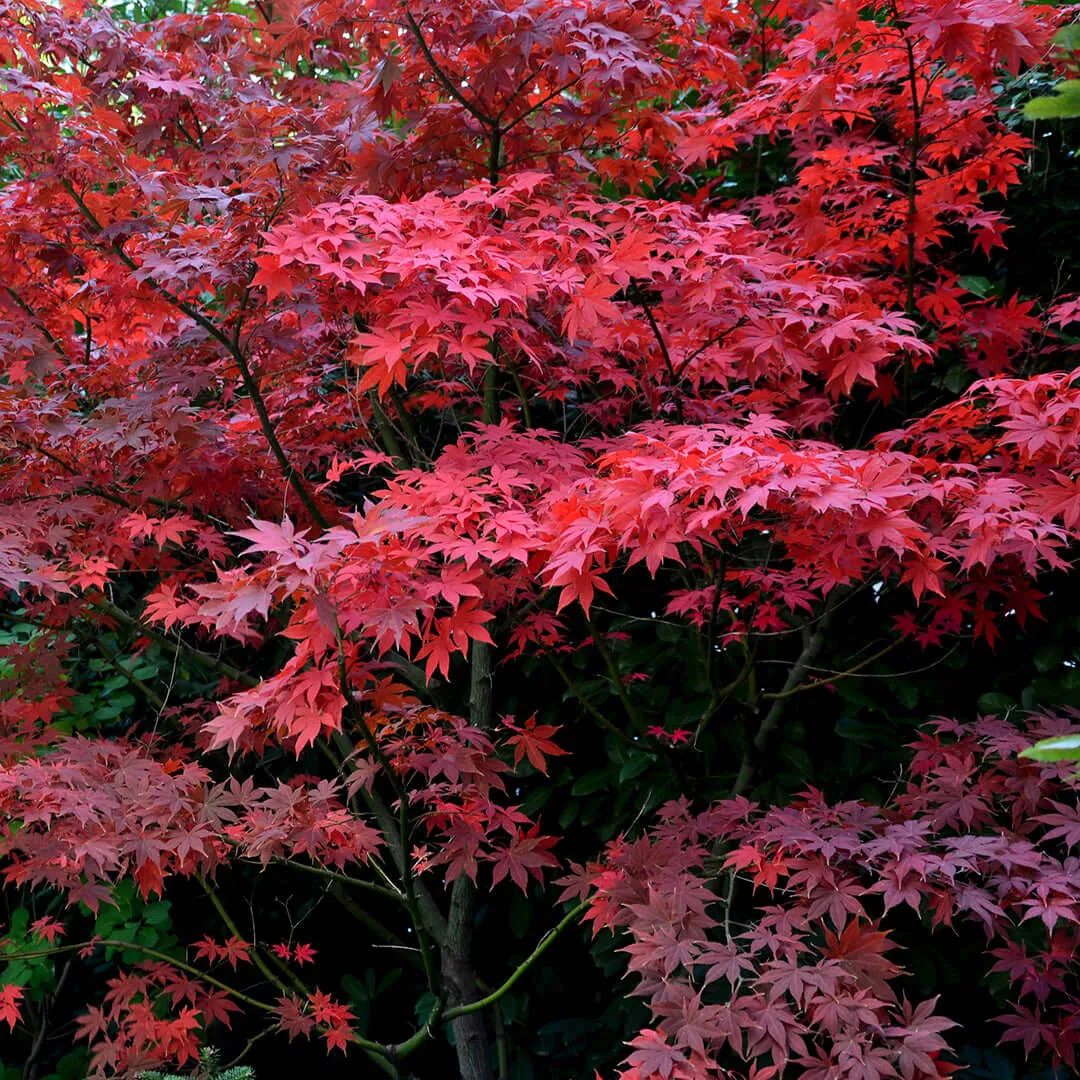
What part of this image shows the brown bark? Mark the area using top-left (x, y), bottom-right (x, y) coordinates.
top-left (443, 638), bottom-right (496, 1079)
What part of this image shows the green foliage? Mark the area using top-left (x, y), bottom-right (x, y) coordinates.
top-left (1054, 24), bottom-right (1080, 54)
top-left (103, 0), bottom-right (203, 20)
top-left (1021, 26), bottom-right (1080, 120)
top-left (1024, 80), bottom-right (1080, 120)
top-left (1021, 733), bottom-right (1080, 764)
top-left (91, 882), bottom-right (178, 961)
top-left (957, 1043), bottom-right (1062, 1080)
top-left (59, 636), bottom-right (172, 733)
top-left (0, 621), bottom-right (179, 1080)
top-left (138, 1048), bottom-right (254, 1080)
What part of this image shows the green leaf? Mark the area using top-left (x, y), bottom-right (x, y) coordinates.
top-left (8, 908), bottom-right (28, 941)
top-left (54, 1049), bottom-right (91, 1080)
top-left (617, 752), bottom-right (654, 783)
top-left (508, 891), bottom-right (532, 939)
top-left (1020, 734), bottom-right (1080, 762)
top-left (942, 365), bottom-right (971, 394)
top-left (958, 275), bottom-right (994, 298)
top-left (570, 770), bottom-right (611, 796)
top-left (1034, 644), bottom-right (1065, 673)
top-left (520, 785), bottom-right (553, 816)
top-left (143, 901), bottom-right (171, 926)
top-left (894, 680), bottom-right (919, 710)
top-left (977, 691), bottom-right (1015, 716)
top-left (1053, 24), bottom-right (1080, 53)
top-left (1024, 80), bottom-right (1080, 120)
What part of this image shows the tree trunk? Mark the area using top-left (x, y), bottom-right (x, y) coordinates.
top-left (443, 876), bottom-right (494, 1080)
top-left (435, 639), bottom-right (496, 1078)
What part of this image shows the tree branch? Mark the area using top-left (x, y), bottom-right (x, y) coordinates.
top-left (760, 638), bottom-right (899, 700)
top-left (1, 940), bottom-right (275, 1013)
top-left (443, 900), bottom-right (586, 1020)
top-left (95, 598), bottom-right (258, 689)
top-left (60, 178), bottom-right (330, 532)
top-left (732, 593), bottom-right (841, 795)
top-left (403, 9), bottom-right (493, 129)
top-left (542, 648), bottom-right (637, 745)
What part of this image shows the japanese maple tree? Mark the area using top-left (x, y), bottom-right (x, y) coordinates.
top-left (1, 0), bottom-right (1080, 1078)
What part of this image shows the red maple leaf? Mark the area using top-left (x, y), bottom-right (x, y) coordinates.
top-left (502, 715), bottom-right (569, 774)
top-left (0, 985), bottom-right (23, 1031)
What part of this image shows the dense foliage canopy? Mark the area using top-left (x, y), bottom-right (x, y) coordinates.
top-left (1, 0), bottom-right (1080, 1078)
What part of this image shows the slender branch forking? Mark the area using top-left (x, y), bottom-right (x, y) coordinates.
top-left (59, 178), bottom-right (331, 532)
top-left (95, 598), bottom-right (258, 688)
top-left (403, 8), bottom-right (493, 129)
top-left (1, 1), bottom-right (1061, 1076)
top-left (332, 632), bottom-right (443, 998)
top-left (0, 939), bottom-right (275, 1013)
top-left (499, 77), bottom-right (581, 133)
top-left (585, 615), bottom-right (645, 733)
top-left (442, 900), bottom-right (587, 1021)
top-left (732, 592), bottom-right (842, 796)
top-left (270, 856), bottom-right (402, 901)
top-left (4, 286), bottom-right (68, 361)
top-left (903, 33), bottom-right (923, 320)
top-left (760, 638), bottom-right (899, 700)
top-left (543, 647), bottom-right (638, 745)
top-left (633, 282), bottom-right (678, 386)
top-left (196, 873), bottom-right (299, 995)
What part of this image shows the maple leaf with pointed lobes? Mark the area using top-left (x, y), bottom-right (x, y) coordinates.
top-left (996, 1005), bottom-right (1058, 1055)
top-left (825, 342), bottom-right (891, 396)
top-left (230, 517), bottom-right (308, 558)
top-left (274, 996), bottom-right (315, 1041)
top-left (502, 715), bottom-right (569, 774)
top-left (73, 1004), bottom-right (108, 1044)
top-left (416, 602), bottom-right (494, 679)
top-left (306, 990), bottom-right (355, 1053)
top-left (352, 327), bottom-right (409, 396)
top-left (548, 560), bottom-right (615, 615)
top-left (251, 253), bottom-right (296, 302)
top-left (488, 825), bottom-right (560, 891)
top-left (1036, 802), bottom-right (1080, 848)
top-left (0, 985), bottom-right (23, 1031)
top-left (563, 274), bottom-right (622, 341)
top-left (293, 943), bottom-right (317, 965)
top-left (323, 1022), bottom-right (353, 1053)
top-left (624, 1029), bottom-right (689, 1079)
top-left (142, 583), bottom-right (198, 630)
top-left (193, 936), bottom-right (251, 969)
top-left (884, 996), bottom-right (959, 1080)
top-left (29, 916), bottom-right (65, 943)
top-left (725, 846), bottom-right (788, 890)
top-left (198, 991), bottom-right (241, 1028)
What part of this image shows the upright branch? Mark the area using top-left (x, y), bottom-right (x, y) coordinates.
top-left (732, 594), bottom-right (840, 796)
top-left (902, 32), bottom-right (923, 318)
